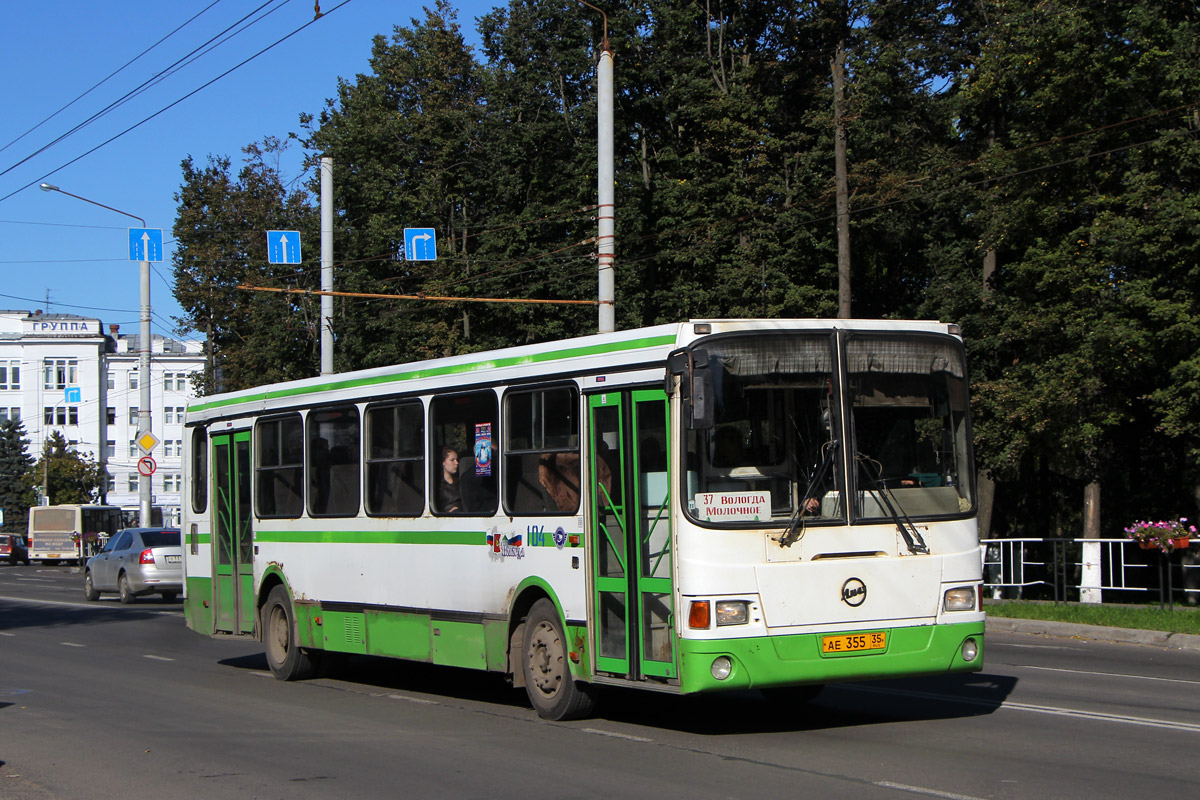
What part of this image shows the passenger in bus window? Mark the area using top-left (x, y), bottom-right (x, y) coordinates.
top-left (438, 446), bottom-right (463, 512)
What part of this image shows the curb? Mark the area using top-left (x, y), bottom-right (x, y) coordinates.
top-left (986, 616), bottom-right (1200, 652)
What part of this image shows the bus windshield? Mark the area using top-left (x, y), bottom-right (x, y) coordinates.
top-left (684, 332), bottom-right (973, 526)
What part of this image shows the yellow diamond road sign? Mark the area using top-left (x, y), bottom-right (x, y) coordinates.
top-left (137, 431), bottom-right (160, 454)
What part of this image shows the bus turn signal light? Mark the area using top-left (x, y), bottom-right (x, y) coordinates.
top-left (688, 600), bottom-right (711, 629)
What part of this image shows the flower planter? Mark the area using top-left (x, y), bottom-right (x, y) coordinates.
top-left (1172, 537), bottom-right (1190, 550)
top-left (1138, 540), bottom-right (1158, 550)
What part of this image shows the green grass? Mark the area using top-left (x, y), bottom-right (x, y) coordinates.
top-left (986, 601), bottom-right (1200, 635)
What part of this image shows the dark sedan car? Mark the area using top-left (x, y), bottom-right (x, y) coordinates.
top-left (84, 527), bottom-right (182, 603)
top-left (1, 534), bottom-right (30, 565)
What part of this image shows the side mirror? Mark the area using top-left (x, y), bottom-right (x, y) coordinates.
top-left (665, 348), bottom-right (714, 430)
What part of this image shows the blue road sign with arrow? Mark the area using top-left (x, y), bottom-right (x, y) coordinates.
top-left (128, 228), bottom-right (163, 262)
top-left (267, 230), bottom-right (303, 265)
top-left (404, 228), bottom-right (437, 261)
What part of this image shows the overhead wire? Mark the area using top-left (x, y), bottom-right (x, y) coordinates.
top-left (0, 0), bottom-right (291, 182)
top-left (0, 0), bottom-right (353, 206)
top-left (0, 0), bottom-right (226, 159)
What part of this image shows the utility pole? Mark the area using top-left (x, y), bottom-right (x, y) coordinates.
top-left (580, 2), bottom-right (615, 333)
top-left (320, 157), bottom-right (334, 374)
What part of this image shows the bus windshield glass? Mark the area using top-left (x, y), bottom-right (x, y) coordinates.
top-left (685, 334), bottom-right (842, 525)
top-left (847, 334), bottom-right (973, 520)
top-left (684, 331), bottom-right (974, 526)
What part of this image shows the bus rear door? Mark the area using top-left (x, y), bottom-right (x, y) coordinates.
top-left (212, 431), bottom-right (255, 634)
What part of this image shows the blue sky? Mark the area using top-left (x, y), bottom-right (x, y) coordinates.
top-left (0, 0), bottom-right (496, 342)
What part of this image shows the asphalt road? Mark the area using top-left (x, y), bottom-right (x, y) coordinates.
top-left (2, 563), bottom-right (1198, 799)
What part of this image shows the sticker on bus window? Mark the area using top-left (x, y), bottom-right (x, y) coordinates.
top-left (695, 491), bottom-right (770, 522)
top-left (474, 423), bottom-right (493, 475)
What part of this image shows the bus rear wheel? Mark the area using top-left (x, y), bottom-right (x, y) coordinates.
top-left (262, 585), bottom-right (318, 681)
top-left (522, 599), bottom-right (595, 721)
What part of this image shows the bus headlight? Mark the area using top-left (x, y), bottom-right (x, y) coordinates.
top-left (711, 656), bottom-right (733, 680)
top-left (715, 601), bottom-right (749, 626)
top-left (943, 586), bottom-right (976, 611)
top-left (961, 637), bottom-right (979, 662)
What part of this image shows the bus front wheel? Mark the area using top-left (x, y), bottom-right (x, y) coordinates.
top-left (262, 585), bottom-right (318, 681)
top-left (522, 599), bottom-right (595, 721)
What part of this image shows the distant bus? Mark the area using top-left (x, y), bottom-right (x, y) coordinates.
top-left (182, 319), bottom-right (984, 719)
top-left (28, 504), bottom-right (123, 565)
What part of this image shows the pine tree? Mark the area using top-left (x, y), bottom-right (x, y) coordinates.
top-left (0, 418), bottom-right (35, 533)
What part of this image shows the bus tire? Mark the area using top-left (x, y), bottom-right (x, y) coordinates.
top-left (522, 599), bottom-right (595, 721)
top-left (262, 585), bottom-right (317, 681)
top-left (117, 572), bottom-right (136, 604)
top-left (83, 571), bottom-right (99, 601)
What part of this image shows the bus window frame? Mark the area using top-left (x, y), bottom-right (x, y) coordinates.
top-left (429, 389), bottom-right (499, 517)
top-left (363, 398), bottom-right (426, 518)
top-left (254, 412), bottom-right (305, 520)
top-left (306, 404), bottom-right (362, 519)
top-left (501, 382), bottom-right (581, 516)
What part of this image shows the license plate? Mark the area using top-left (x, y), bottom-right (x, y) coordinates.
top-left (821, 631), bottom-right (887, 654)
top-left (164, 555), bottom-right (181, 564)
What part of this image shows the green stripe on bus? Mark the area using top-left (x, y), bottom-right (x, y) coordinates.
top-left (189, 333), bottom-right (677, 413)
top-left (253, 530), bottom-right (482, 545)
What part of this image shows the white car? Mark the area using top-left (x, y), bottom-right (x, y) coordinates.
top-left (84, 527), bottom-right (183, 603)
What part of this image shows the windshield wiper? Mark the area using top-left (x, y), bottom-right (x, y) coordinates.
top-left (777, 439), bottom-right (839, 548)
top-left (856, 454), bottom-right (929, 555)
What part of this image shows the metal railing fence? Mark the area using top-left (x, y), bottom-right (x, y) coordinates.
top-left (980, 537), bottom-right (1199, 608)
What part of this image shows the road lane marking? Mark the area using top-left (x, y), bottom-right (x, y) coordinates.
top-left (61, 642), bottom-right (85, 647)
top-left (144, 655), bottom-right (174, 662)
top-left (1016, 664), bottom-right (1200, 686)
top-left (875, 781), bottom-right (988, 800)
top-left (0, 594), bottom-right (181, 614)
top-left (845, 685), bottom-right (1200, 733)
top-left (579, 728), bottom-right (653, 742)
top-left (0, 632), bottom-right (14, 637)
top-left (386, 694), bottom-right (438, 705)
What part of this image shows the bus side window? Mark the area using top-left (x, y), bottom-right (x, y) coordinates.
top-left (365, 401), bottom-right (425, 517)
top-left (256, 415), bottom-right (304, 518)
top-left (503, 385), bottom-right (580, 515)
top-left (431, 391), bottom-right (497, 515)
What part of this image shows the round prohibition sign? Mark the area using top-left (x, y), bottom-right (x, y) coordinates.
top-left (137, 456), bottom-right (157, 477)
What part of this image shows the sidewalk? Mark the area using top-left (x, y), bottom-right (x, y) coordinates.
top-left (986, 615), bottom-right (1200, 652)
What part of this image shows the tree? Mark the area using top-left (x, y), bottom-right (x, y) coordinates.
top-left (0, 418), bottom-right (36, 533)
top-left (32, 430), bottom-right (106, 506)
top-left (173, 139), bottom-right (320, 394)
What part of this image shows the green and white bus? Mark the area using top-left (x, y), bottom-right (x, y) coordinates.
top-left (182, 319), bottom-right (983, 719)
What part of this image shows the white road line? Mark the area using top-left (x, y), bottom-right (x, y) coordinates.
top-left (0, 594), bottom-right (181, 614)
top-left (144, 655), bottom-right (174, 662)
top-left (1017, 664), bottom-right (1200, 686)
top-left (845, 685), bottom-right (1200, 733)
top-left (386, 694), bottom-right (438, 705)
top-left (61, 642), bottom-right (85, 647)
top-left (579, 727), bottom-right (653, 742)
top-left (875, 781), bottom-right (988, 800)
top-left (0, 631), bottom-right (14, 637)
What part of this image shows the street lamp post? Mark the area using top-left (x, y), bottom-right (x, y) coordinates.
top-left (40, 182), bottom-right (153, 527)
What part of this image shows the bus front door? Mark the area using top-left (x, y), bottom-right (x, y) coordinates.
top-left (212, 431), bottom-right (255, 634)
top-left (588, 389), bottom-right (676, 682)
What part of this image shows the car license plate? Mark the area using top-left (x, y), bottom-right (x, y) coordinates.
top-left (164, 555), bottom-right (181, 564)
top-left (821, 631), bottom-right (887, 654)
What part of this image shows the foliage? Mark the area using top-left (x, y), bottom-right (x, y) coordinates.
top-left (31, 430), bottom-right (105, 506)
top-left (0, 418), bottom-right (36, 533)
top-left (169, 1), bottom-right (1200, 540)
top-left (1124, 518), bottom-right (1196, 553)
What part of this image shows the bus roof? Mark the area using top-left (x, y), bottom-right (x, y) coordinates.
top-left (185, 318), bottom-right (956, 424)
